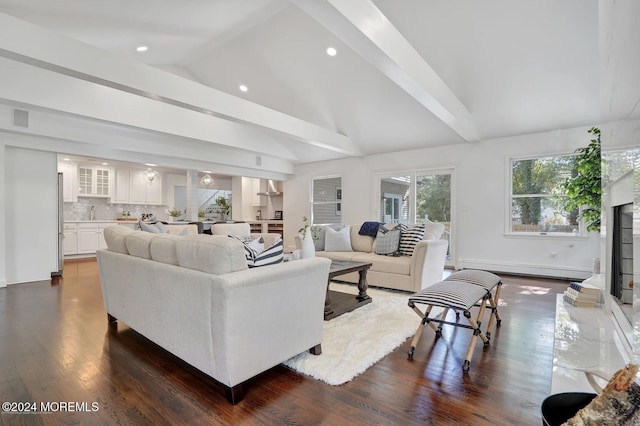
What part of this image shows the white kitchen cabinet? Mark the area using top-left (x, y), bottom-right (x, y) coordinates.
top-left (77, 165), bottom-right (111, 197)
top-left (75, 222), bottom-right (111, 254)
top-left (113, 169), bottom-right (131, 203)
top-left (129, 170), bottom-right (163, 205)
top-left (63, 222), bottom-right (77, 255)
top-left (112, 169), bottom-right (163, 205)
top-left (252, 179), bottom-right (267, 207)
top-left (58, 162), bottom-right (77, 202)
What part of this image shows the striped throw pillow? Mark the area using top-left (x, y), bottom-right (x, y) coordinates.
top-left (398, 224), bottom-right (425, 256)
top-left (229, 235), bottom-right (261, 263)
top-left (249, 239), bottom-right (284, 268)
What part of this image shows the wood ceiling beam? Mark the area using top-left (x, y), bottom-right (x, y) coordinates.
top-left (293, 0), bottom-right (480, 142)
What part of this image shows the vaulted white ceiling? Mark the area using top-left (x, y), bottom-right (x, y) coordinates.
top-left (0, 0), bottom-right (608, 176)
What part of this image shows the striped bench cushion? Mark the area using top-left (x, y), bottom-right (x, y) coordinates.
top-left (409, 280), bottom-right (488, 311)
top-left (445, 270), bottom-right (501, 291)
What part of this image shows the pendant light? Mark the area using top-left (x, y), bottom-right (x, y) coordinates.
top-left (200, 174), bottom-right (214, 187)
top-left (145, 168), bottom-right (158, 182)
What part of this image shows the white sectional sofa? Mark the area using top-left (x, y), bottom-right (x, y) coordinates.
top-left (97, 225), bottom-right (331, 404)
top-left (297, 222), bottom-right (448, 293)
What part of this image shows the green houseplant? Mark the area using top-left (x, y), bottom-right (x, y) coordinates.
top-left (562, 127), bottom-right (602, 233)
top-left (168, 208), bottom-right (183, 219)
top-left (216, 197), bottom-right (231, 219)
top-left (298, 216), bottom-right (319, 241)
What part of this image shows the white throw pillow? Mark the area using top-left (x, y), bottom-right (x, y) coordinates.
top-left (324, 226), bottom-right (352, 252)
top-left (314, 223), bottom-right (344, 251)
top-left (247, 237), bottom-right (265, 255)
top-left (140, 221), bottom-right (161, 233)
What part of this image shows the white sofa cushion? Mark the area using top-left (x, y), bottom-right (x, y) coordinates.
top-left (150, 233), bottom-right (182, 265)
top-left (350, 226), bottom-right (374, 252)
top-left (250, 233), bottom-right (281, 248)
top-left (176, 235), bottom-right (248, 274)
top-left (352, 252), bottom-right (411, 275)
top-left (325, 226), bottom-right (352, 252)
top-left (211, 222), bottom-right (251, 236)
top-left (424, 222), bottom-right (445, 240)
top-left (316, 251), bottom-right (359, 262)
top-left (104, 225), bottom-right (134, 254)
top-left (166, 224), bottom-right (198, 236)
top-left (125, 232), bottom-right (155, 259)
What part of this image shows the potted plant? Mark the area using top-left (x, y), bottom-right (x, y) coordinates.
top-left (168, 208), bottom-right (183, 220)
top-left (298, 216), bottom-right (320, 241)
top-left (216, 197), bottom-right (231, 220)
top-left (562, 127), bottom-right (602, 233)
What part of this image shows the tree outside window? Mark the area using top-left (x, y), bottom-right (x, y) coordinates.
top-left (511, 156), bottom-right (579, 234)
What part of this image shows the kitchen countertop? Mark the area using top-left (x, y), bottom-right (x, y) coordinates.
top-left (64, 220), bottom-right (117, 223)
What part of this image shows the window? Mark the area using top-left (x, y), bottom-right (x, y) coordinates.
top-left (378, 170), bottom-right (453, 263)
top-left (312, 176), bottom-right (342, 224)
top-left (510, 155), bottom-right (579, 235)
top-left (380, 176), bottom-right (410, 223)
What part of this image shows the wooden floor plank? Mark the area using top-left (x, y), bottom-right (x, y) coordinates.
top-left (0, 259), bottom-right (567, 425)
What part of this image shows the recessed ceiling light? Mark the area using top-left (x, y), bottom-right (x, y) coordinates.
top-left (144, 163), bottom-right (157, 167)
top-left (239, 85), bottom-right (248, 92)
top-left (136, 46), bottom-right (148, 52)
top-left (326, 47), bottom-right (337, 56)
top-left (63, 158), bottom-right (71, 161)
top-left (101, 162), bottom-right (109, 166)
top-left (202, 170), bottom-right (212, 174)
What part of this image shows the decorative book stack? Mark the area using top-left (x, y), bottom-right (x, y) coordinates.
top-left (563, 282), bottom-right (600, 307)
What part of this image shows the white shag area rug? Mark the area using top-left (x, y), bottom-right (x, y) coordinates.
top-left (283, 283), bottom-right (440, 386)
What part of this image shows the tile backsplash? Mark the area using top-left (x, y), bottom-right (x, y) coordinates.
top-left (64, 197), bottom-right (170, 221)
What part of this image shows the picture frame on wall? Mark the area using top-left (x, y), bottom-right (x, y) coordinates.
top-left (274, 210), bottom-right (283, 220)
top-left (336, 187), bottom-right (342, 215)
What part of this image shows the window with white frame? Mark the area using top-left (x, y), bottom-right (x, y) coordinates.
top-left (510, 155), bottom-right (580, 235)
top-left (378, 170), bottom-right (453, 262)
top-left (311, 176), bottom-right (342, 225)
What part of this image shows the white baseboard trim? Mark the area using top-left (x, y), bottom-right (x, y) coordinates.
top-left (0, 279), bottom-right (6, 288)
top-left (457, 258), bottom-right (591, 280)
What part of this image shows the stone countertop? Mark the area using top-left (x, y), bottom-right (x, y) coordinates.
top-left (64, 220), bottom-right (118, 223)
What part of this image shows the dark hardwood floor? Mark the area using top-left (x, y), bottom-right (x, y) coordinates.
top-left (0, 259), bottom-right (568, 425)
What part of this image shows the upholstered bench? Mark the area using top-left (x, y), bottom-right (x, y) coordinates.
top-left (444, 270), bottom-right (503, 337)
top-left (407, 280), bottom-right (491, 373)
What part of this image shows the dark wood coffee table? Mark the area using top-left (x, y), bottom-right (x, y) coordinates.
top-left (325, 260), bottom-right (372, 320)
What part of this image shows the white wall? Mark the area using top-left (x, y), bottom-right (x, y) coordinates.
top-left (3, 144), bottom-right (58, 284)
top-left (285, 124), bottom-right (603, 279)
top-left (0, 143), bottom-right (5, 287)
